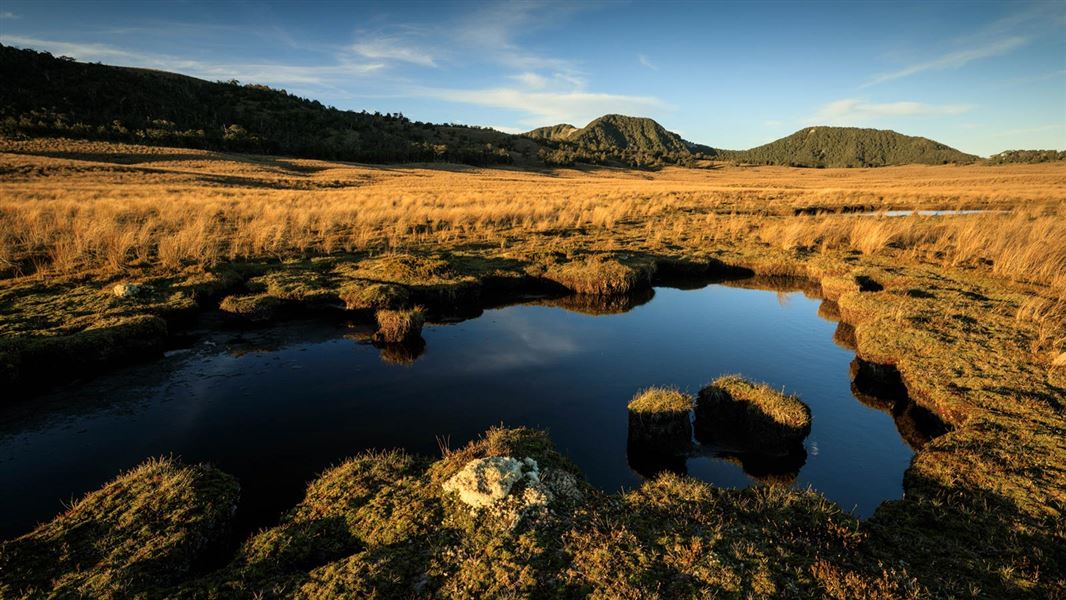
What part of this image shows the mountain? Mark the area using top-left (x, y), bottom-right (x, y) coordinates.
top-left (525, 114), bottom-right (703, 155)
top-left (523, 114), bottom-right (716, 167)
top-left (723, 127), bottom-right (978, 167)
top-left (567, 114), bottom-right (693, 155)
top-left (0, 44), bottom-right (523, 166)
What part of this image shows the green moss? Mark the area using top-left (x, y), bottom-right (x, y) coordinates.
top-left (337, 253), bottom-right (480, 306)
top-left (218, 293), bottom-right (282, 321)
top-left (0, 457), bottom-right (238, 599)
top-left (247, 267), bottom-right (338, 304)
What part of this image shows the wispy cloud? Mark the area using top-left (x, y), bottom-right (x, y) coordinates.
top-left (420, 86), bottom-right (669, 128)
top-left (0, 35), bottom-right (139, 61)
top-left (350, 36), bottom-right (436, 67)
top-left (862, 36), bottom-right (1027, 87)
top-left (812, 98), bottom-right (972, 124)
top-left (0, 35), bottom-right (385, 89)
top-left (637, 54), bottom-right (657, 70)
top-left (988, 123), bottom-right (1065, 138)
top-left (510, 72), bottom-right (549, 89)
top-left (0, 11), bottom-right (19, 19)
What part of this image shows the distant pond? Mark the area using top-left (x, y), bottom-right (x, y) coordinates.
top-left (0, 279), bottom-right (927, 539)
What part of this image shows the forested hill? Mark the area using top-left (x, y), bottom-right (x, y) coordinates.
top-left (524, 114), bottom-right (716, 167)
top-left (0, 44), bottom-right (522, 165)
top-left (986, 149), bottom-right (1066, 164)
top-left (722, 127), bottom-right (978, 167)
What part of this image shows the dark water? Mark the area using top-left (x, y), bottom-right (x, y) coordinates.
top-left (0, 281), bottom-right (918, 539)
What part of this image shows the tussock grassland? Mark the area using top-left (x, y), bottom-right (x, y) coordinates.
top-left (1, 138), bottom-right (1064, 295)
top-left (2, 137), bottom-right (1066, 597)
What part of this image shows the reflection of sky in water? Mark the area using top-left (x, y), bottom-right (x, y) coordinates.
top-left (0, 283), bottom-right (914, 538)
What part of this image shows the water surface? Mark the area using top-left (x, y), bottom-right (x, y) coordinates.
top-left (0, 281), bottom-right (917, 539)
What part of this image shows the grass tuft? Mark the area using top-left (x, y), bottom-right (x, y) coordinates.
top-left (372, 306), bottom-right (425, 344)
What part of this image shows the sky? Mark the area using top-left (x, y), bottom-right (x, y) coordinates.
top-left (1, 0), bottom-right (1064, 156)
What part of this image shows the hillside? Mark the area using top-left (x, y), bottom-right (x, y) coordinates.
top-left (724, 127), bottom-right (978, 167)
top-left (524, 114), bottom-right (716, 167)
top-left (524, 123), bottom-right (579, 142)
top-left (986, 149), bottom-right (1066, 164)
top-left (569, 114), bottom-right (692, 154)
top-left (0, 44), bottom-right (521, 166)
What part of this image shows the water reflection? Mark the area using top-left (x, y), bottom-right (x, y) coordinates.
top-left (1, 279), bottom-right (928, 539)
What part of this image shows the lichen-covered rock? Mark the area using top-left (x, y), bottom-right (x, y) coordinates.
top-left (112, 282), bottom-right (150, 298)
top-left (442, 456), bottom-right (543, 510)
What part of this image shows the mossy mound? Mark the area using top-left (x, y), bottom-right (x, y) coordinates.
top-left (218, 293), bottom-right (283, 322)
top-left (186, 427), bottom-right (591, 598)
top-left (337, 253), bottom-right (480, 307)
top-left (338, 280), bottom-right (409, 311)
top-left (566, 474), bottom-right (919, 598)
top-left (695, 375), bottom-right (811, 452)
top-left (246, 268), bottom-right (338, 304)
top-left (3, 314), bottom-right (169, 393)
top-left (0, 457), bottom-right (238, 599)
top-left (0, 427), bottom-right (933, 598)
top-left (627, 388), bottom-right (694, 467)
top-left (544, 255), bottom-right (655, 296)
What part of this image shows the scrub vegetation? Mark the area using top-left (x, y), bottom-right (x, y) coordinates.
top-left (1, 136), bottom-right (1064, 597)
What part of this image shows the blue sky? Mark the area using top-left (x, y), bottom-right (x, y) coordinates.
top-left (1, 0), bottom-right (1063, 155)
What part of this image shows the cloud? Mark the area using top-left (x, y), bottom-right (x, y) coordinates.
top-left (420, 86), bottom-right (669, 128)
top-left (863, 36), bottom-right (1028, 87)
top-left (350, 37), bottom-right (436, 67)
top-left (637, 54), bottom-right (657, 70)
top-left (811, 98), bottom-right (972, 124)
top-left (988, 123), bottom-right (1065, 139)
top-left (510, 72), bottom-right (549, 89)
top-left (1, 35), bottom-right (139, 61)
top-left (0, 11), bottom-right (18, 19)
top-left (0, 35), bottom-right (385, 89)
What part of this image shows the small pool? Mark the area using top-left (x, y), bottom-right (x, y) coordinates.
top-left (869, 209), bottom-right (1005, 217)
top-left (0, 280), bottom-right (924, 539)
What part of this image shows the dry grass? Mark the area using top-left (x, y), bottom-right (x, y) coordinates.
top-left (2, 137), bottom-right (1064, 297)
top-left (697, 375), bottom-right (812, 439)
top-left (373, 306), bottom-right (425, 344)
top-left (628, 387), bottom-right (692, 414)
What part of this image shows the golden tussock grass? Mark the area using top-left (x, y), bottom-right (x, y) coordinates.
top-left (1, 137), bottom-right (1064, 298)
